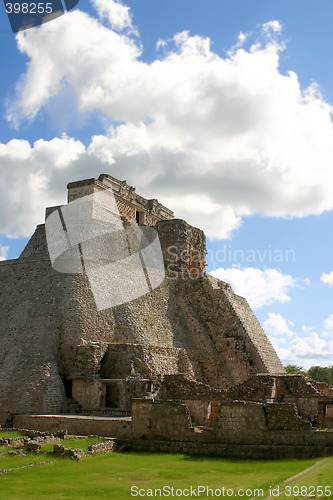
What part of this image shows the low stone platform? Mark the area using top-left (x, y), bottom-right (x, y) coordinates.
top-left (13, 414), bottom-right (132, 438)
top-left (118, 438), bottom-right (333, 459)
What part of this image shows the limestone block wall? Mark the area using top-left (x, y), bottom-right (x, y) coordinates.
top-left (72, 379), bottom-right (106, 409)
top-left (130, 399), bottom-right (327, 450)
top-left (184, 400), bottom-right (215, 426)
top-left (132, 400), bottom-right (193, 441)
top-left (13, 414), bottom-right (132, 438)
top-left (264, 403), bottom-right (311, 430)
top-left (67, 178), bottom-right (100, 203)
top-left (156, 219), bottom-right (206, 275)
top-left (156, 375), bottom-right (224, 425)
top-left (0, 225), bottom-right (117, 422)
top-left (123, 435), bottom-right (333, 459)
top-left (215, 402), bottom-right (267, 435)
top-left (54, 271), bottom-right (114, 380)
top-left (19, 226), bottom-right (117, 379)
top-left (12, 401), bottom-right (333, 458)
top-left (111, 279), bottom-right (191, 348)
top-left (320, 402), bottom-right (333, 428)
top-left (0, 257), bottom-right (66, 425)
top-left (212, 401), bottom-right (312, 445)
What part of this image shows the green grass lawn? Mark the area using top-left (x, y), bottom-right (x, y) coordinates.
top-left (38, 436), bottom-right (105, 453)
top-left (0, 430), bottom-right (25, 438)
top-left (0, 450), bottom-right (332, 500)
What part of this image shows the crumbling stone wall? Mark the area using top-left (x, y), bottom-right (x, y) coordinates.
top-left (8, 396), bottom-right (333, 458)
top-left (224, 374), bottom-right (276, 401)
top-left (131, 399), bottom-right (320, 447)
top-left (157, 374), bottom-right (225, 400)
top-left (99, 344), bottom-right (199, 381)
top-left (156, 219), bottom-right (206, 275)
top-left (223, 375), bottom-right (321, 422)
top-left (156, 374), bottom-right (225, 425)
top-left (264, 403), bottom-right (310, 430)
top-left (275, 376), bottom-right (320, 420)
top-left (132, 400), bottom-right (192, 441)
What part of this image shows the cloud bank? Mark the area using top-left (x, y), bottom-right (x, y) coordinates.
top-left (209, 266), bottom-right (295, 309)
top-left (2, 2), bottom-right (333, 239)
top-left (263, 312), bottom-right (333, 369)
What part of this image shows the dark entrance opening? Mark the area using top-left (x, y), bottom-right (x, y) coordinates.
top-left (136, 210), bottom-right (140, 223)
top-left (64, 379), bottom-right (72, 398)
top-left (106, 383), bottom-right (119, 408)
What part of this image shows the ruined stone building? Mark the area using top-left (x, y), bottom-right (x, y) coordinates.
top-left (1, 173), bottom-right (333, 457)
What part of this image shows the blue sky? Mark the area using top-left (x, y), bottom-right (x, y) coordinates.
top-left (1, 0), bottom-right (333, 368)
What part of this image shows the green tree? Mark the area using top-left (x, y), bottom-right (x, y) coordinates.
top-left (284, 364), bottom-right (307, 375)
top-left (307, 366), bottom-right (333, 385)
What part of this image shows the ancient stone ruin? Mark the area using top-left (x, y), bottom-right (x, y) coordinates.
top-left (1, 173), bottom-right (333, 457)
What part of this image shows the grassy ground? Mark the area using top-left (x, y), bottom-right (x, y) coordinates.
top-left (0, 431), bottom-right (25, 438)
top-left (38, 436), bottom-right (105, 453)
top-left (0, 448), bottom-right (332, 500)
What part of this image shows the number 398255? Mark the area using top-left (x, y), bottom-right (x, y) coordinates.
top-left (5, 3), bottom-right (53, 14)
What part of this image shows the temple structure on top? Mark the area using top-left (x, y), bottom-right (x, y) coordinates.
top-left (67, 174), bottom-right (174, 225)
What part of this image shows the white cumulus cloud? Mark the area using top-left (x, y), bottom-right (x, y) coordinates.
top-left (209, 267), bottom-right (295, 309)
top-left (276, 330), bottom-right (333, 369)
top-left (91, 0), bottom-right (134, 31)
top-left (0, 245), bottom-right (8, 261)
top-left (0, 135), bottom-right (86, 237)
top-left (2, 3), bottom-right (333, 239)
top-left (321, 271), bottom-right (333, 287)
top-left (262, 313), bottom-right (333, 368)
top-left (263, 312), bottom-right (295, 337)
top-left (263, 20), bottom-right (282, 34)
top-left (323, 314), bottom-right (333, 334)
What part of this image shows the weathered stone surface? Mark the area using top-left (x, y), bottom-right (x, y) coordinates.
top-left (88, 440), bottom-right (115, 454)
top-left (24, 440), bottom-right (41, 451)
top-left (53, 443), bottom-right (85, 460)
top-left (14, 415), bottom-right (132, 438)
top-left (2, 173), bottom-right (333, 458)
